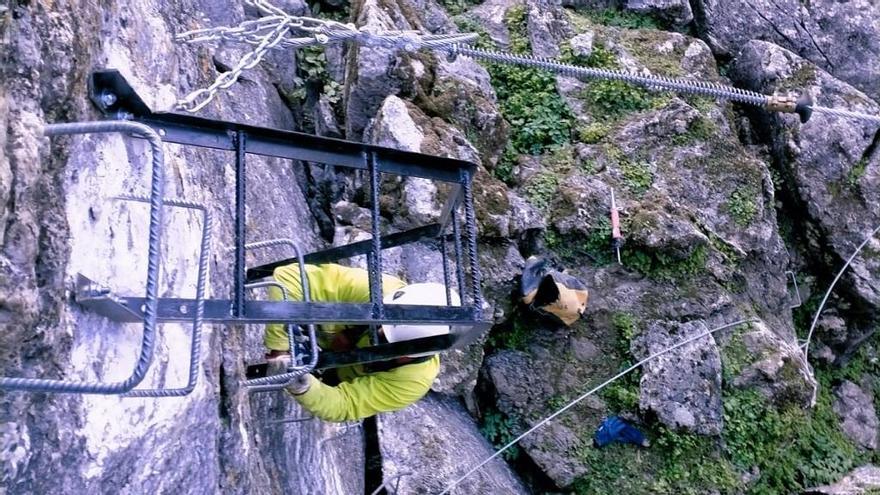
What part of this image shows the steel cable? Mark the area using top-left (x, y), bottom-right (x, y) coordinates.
top-left (439, 318), bottom-right (756, 494)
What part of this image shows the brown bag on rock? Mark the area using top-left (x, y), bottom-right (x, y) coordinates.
top-left (520, 256), bottom-right (589, 326)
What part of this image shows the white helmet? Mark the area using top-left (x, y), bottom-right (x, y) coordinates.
top-left (383, 283), bottom-right (461, 345)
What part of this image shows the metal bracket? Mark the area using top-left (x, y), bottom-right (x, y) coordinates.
top-left (786, 270), bottom-right (802, 309)
top-left (75, 274), bottom-right (143, 321)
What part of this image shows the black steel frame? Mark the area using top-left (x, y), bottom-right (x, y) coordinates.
top-left (85, 70), bottom-right (488, 370)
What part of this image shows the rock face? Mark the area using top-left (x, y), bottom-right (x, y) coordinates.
top-left (692, 0), bottom-right (880, 102)
top-left (805, 465), bottom-right (880, 495)
top-left (731, 40), bottom-right (880, 361)
top-left (632, 320), bottom-right (723, 435)
top-left (377, 392), bottom-right (528, 494)
top-left (729, 320), bottom-right (815, 408)
top-left (832, 381), bottom-right (879, 451)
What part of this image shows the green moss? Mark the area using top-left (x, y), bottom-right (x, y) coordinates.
top-left (620, 159), bottom-right (654, 194)
top-left (846, 158), bottom-right (868, 189)
top-left (725, 187), bottom-right (760, 227)
top-left (720, 331), bottom-right (751, 382)
top-left (545, 217), bottom-right (615, 264)
top-left (479, 407), bottom-right (520, 460)
top-left (578, 122), bottom-right (611, 144)
top-left (622, 244), bottom-right (708, 280)
top-left (484, 6), bottom-right (575, 154)
top-left (672, 117), bottom-right (718, 146)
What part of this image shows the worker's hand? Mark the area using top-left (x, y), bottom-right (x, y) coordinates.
top-left (286, 374), bottom-right (312, 396)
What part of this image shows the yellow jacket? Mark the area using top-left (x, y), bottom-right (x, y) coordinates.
top-left (266, 263), bottom-right (439, 422)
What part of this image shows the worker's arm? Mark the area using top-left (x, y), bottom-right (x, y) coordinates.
top-left (290, 372), bottom-right (432, 422)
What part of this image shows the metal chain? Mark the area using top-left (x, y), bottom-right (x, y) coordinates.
top-left (177, 17), bottom-right (294, 112)
top-left (174, 0), bottom-right (476, 112)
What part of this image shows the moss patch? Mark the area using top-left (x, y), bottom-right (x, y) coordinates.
top-left (724, 186), bottom-right (760, 227)
top-left (484, 5), bottom-right (575, 155)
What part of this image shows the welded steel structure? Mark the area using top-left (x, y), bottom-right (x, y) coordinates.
top-left (0, 70), bottom-right (489, 396)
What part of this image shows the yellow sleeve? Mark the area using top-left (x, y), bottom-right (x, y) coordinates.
top-left (291, 367), bottom-right (434, 422)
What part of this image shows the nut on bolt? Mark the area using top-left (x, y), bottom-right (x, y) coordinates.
top-left (100, 91), bottom-right (118, 108)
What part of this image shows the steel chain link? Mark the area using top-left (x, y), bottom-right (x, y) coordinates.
top-left (175, 0), bottom-right (880, 127)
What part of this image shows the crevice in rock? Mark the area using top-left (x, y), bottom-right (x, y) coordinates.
top-left (363, 415), bottom-right (384, 494)
top-left (473, 354), bottom-right (560, 493)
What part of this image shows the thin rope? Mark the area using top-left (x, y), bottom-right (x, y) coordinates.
top-left (439, 318), bottom-right (755, 495)
top-left (802, 223), bottom-right (880, 366)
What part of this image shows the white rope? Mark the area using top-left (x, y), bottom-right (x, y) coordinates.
top-left (802, 223), bottom-right (880, 368)
top-left (438, 318), bottom-right (756, 495)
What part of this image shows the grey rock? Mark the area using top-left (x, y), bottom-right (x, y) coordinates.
top-left (570, 32), bottom-right (595, 58)
top-left (518, 422), bottom-right (589, 486)
top-left (632, 320), bottom-right (723, 435)
top-left (730, 320), bottom-right (816, 408)
top-left (471, 0), bottom-right (520, 48)
top-left (626, 0), bottom-right (693, 27)
top-left (508, 191), bottom-right (546, 239)
top-left (0, 2), bottom-right (370, 493)
top-left (377, 393), bottom-right (529, 494)
top-left (525, 0), bottom-right (571, 58)
top-left (313, 94), bottom-right (342, 138)
top-left (324, 43), bottom-right (347, 83)
top-left (731, 40), bottom-right (880, 358)
top-left (479, 241), bottom-right (526, 322)
top-left (833, 381), bottom-right (879, 451)
top-left (344, 0), bottom-right (408, 139)
top-left (692, 0), bottom-right (880, 102)
top-left (805, 465), bottom-right (880, 494)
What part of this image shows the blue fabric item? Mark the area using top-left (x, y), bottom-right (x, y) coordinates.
top-left (593, 416), bottom-right (647, 448)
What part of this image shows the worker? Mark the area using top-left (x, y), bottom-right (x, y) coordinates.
top-left (263, 262), bottom-right (459, 422)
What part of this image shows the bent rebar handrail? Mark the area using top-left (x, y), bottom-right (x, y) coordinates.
top-left (241, 239), bottom-right (320, 390)
top-left (122, 196), bottom-right (213, 398)
top-left (0, 121), bottom-right (166, 394)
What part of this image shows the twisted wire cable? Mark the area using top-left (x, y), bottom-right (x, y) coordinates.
top-left (439, 318), bottom-right (756, 494)
top-left (449, 45), bottom-right (770, 107)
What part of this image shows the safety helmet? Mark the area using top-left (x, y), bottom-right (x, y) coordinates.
top-left (382, 283), bottom-right (461, 345)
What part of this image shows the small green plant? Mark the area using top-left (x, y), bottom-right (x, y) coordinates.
top-left (524, 171), bottom-right (560, 210)
top-left (487, 317), bottom-right (530, 350)
top-left (612, 312), bottom-right (639, 349)
top-left (725, 187), bottom-right (759, 227)
top-left (846, 158), bottom-right (868, 189)
top-left (479, 409), bottom-right (520, 460)
top-left (582, 80), bottom-right (653, 118)
top-left (622, 245), bottom-right (708, 280)
top-left (493, 144), bottom-right (518, 184)
top-left (620, 159), bottom-right (653, 194)
top-left (577, 122), bottom-right (610, 144)
top-left (437, 0), bottom-right (479, 16)
top-left (577, 8), bottom-right (660, 29)
top-left (484, 6), bottom-right (575, 155)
